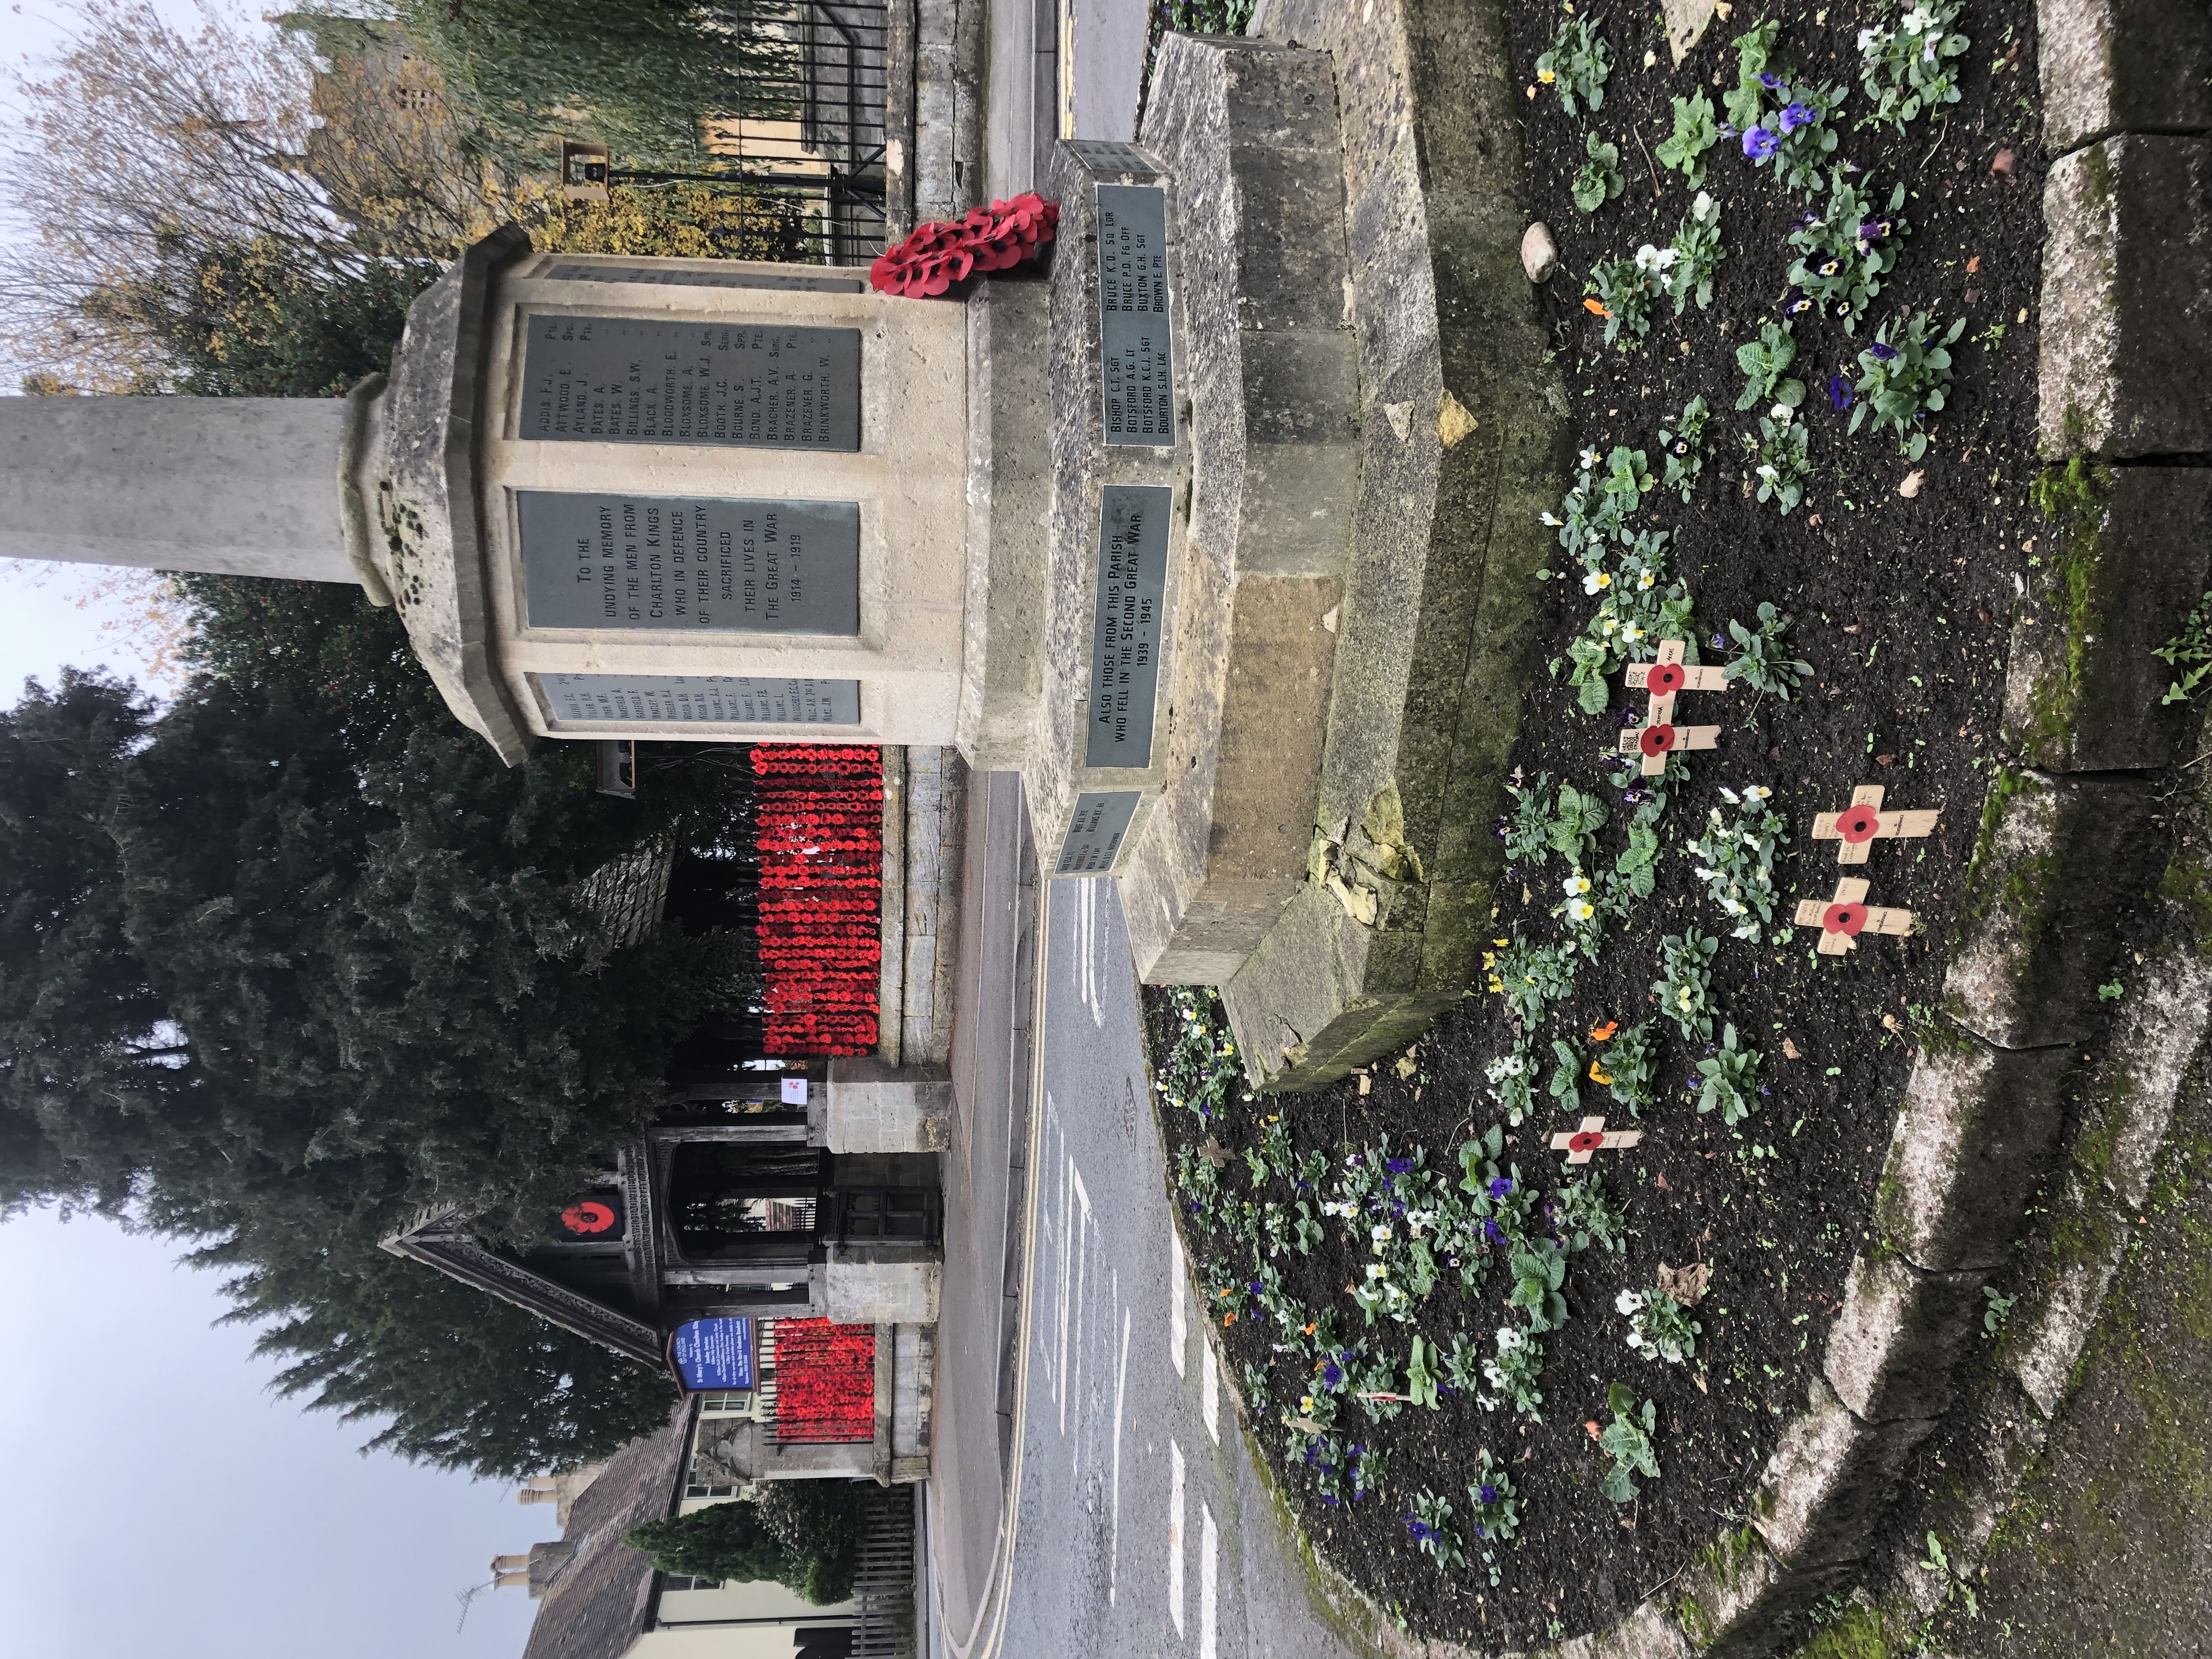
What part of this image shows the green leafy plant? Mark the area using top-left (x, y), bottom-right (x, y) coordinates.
top-left (1547, 1035), bottom-right (1584, 1113)
top-left (1562, 530), bottom-right (1696, 713)
top-left (1508, 1241), bottom-right (1570, 1333)
top-left (1917, 1531), bottom-right (1982, 1619)
top-left (1554, 1174), bottom-right (1628, 1254)
top-left (1723, 603), bottom-right (1812, 701)
top-left (1617, 1284), bottom-right (1702, 1363)
top-left (1443, 1330), bottom-right (1485, 1391)
top-left (1611, 814), bottom-right (1662, 900)
top-left (1573, 131), bottom-right (1624, 212)
top-left (1686, 784), bottom-right (1788, 939)
top-left (1491, 936), bottom-right (1578, 1028)
top-left (1654, 89), bottom-right (1720, 186)
top-left (1734, 320), bottom-right (1804, 411)
top-left (1601, 1019), bottom-right (1661, 1114)
top-left (1404, 1334), bottom-right (1443, 1409)
top-left (2152, 590), bottom-right (2212, 704)
top-left (1696, 1023), bottom-right (1765, 1125)
top-left (1786, 172), bottom-right (1909, 331)
top-left (1466, 1450), bottom-right (1521, 1585)
top-left (1598, 1383), bottom-right (1661, 1503)
top-left (1539, 445), bottom-right (1638, 564)
top-left (1981, 1285), bottom-right (2017, 1339)
top-left (1849, 311), bottom-right (1964, 460)
top-left (1482, 1324), bottom-right (1546, 1418)
top-left (1661, 191), bottom-right (1725, 316)
top-left (1555, 871), bottom-right (1612, 958)
top-left (1658, 395), bottom-right (1711, 503)
top-left (1584, 255), bottom-right (1658, 347)
top-left (1535, 11), bottom-right (1611, 116)
top-left (1652, 929), bottom-right (1719, 1041)
top-left (1549, 781), bottom-right (1610, 866)
top-left (1405, 1488), bottom-right (1464, 1570)
top-left (1502, 770), bottom-right (1560, 865)
top-left (1740, 77), bottom-right (1844, 196)
top-left (1857, 0), bottom-right (1969, 131)
top-left (1744, 411), bottom-right (1811, 514)
top-left (1482, 1044), bottom-right (1538, 1126)
top-left (1722, 20), bottom-right (1784, 132)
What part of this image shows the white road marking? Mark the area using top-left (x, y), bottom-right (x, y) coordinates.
top-left (1076, 878), bottom-right (1105, 1026)
top-left (1170, 1233), bottom-right (1187, 1378)
top-left (1201, 1336), bottom-right (1219, 1444)
top-left (1109, 1297), bottom-right (1131, 1606)
top-left (1169, 1439), bottom-right (1186, 1637)
top-left (1200, 1502), bottom-right (1219, 1659)
top-left (1066, 1158), bottom-right (1091, 1453)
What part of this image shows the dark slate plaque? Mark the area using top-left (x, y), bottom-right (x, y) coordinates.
top-left (541, 263), bottom-right (865, 294)
top-left (1054, 791), bottom-right (1143, 877)
top-left (536, 675), bottom-right (861, 725)
top-left (1094, 185), bottom-right (1175, 447)
top-left (1064, 139), bottom-right (1158, 177)
top-left (1085, 484), bottom-right (1171, 768)
top-left (520, 314), bottom-right (860, 449)
top-left (517, 491), bottom-right (860, 635)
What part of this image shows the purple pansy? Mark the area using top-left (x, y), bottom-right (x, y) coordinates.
top-left (1487, 1176), bottom-right (1514, 1198)
top-left (1856, 218), bottom-right (1893, 245)
top-left (1870, 340), bottom-right (1900, 362)
top-left (1778, 101), bottom-right (1816, 133)
top-left (1828, 374), bottom-right (1854, 411)
top-left (1783, 286), bottom-right (1816, 317)
top-left (1386, 1155), bottom-right (1414, 1174)
top-left (1483, 1218), bottom-right (1505, 1242)
top-left (1743, 127), bottom-right (1780, 160)
top-left (1322, 1357), bottom-right (1345, 1389)
top-left (1479, 1483), bottom-right (1500, 1504)
top-left (1756, 71), bottom-right (1785, 90)
top-left (1407, 1516), bottom-right (1437, 1543)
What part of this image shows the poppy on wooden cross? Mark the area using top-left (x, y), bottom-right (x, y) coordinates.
top-left (1810, 784), bottom-right (1940, 865)
top-left (1619, 638), bottom-right (1731, 775)
top-left (1792, 876), bottom-right (1916, 956)
top-left (1549, 1114), bottom-right (1645, 1164)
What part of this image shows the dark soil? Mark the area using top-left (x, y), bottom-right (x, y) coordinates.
top-left (1151, 1), bottom-right (2050, 1647)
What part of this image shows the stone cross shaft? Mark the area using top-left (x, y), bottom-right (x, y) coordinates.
top-left (1812, 785), bottom-right (1940, 865)
top-left (1618, 639), bottom-right (1730, 776)
top-left (1550, 1115), bottom-right (1645, 1164)
top-left (1793, 877), bottom-right (1916, 956)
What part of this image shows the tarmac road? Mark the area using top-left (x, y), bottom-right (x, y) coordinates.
top-left (966, 876), bottom-right (1372, 1659)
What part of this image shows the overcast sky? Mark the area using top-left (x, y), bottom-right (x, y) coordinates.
top-left (0, 7), bottom-right (554, 1647)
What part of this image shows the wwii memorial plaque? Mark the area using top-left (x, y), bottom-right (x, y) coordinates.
top-left (1094, 185), bottom-right (1176, 447)
top-left (537, 675), bottom-right (862, 726)
top-left (518, 491), bottom-right (861, 635)
top-left (521, 314), bottom-right (862, 450)
top-left (1085, 484), bottom-right (1170, 767)
top-left (541, 263), bottom-right (866, 295)
top-left (1054, 790), bottom-right (1143, 876)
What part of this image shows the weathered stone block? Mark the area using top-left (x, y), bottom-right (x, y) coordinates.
top-left (1944, 768), bottom-right (2163, 1048)
top-left (2039, 0), bottom-right (2212, 155)
top-left (825, 1253), bottom-right (940, 1323)
top-left (1751, 1378), bottom-right (1936, 1568)
top-left (1874, 1037), bottom-right (2071, 1271)
top-left (1823, 1252), bottom-right (1986, 1421)
top-left (2004, 466), bottom-right (2212, 770)
top-left (2039, 135), bottom-right (2212, 459)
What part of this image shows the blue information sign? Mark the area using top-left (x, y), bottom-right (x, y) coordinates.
top-left (671, 1317), bottom-right (757, 1391)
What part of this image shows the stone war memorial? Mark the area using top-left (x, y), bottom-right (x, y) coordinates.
top-left (0, 35), bottom-right (1553, 1101)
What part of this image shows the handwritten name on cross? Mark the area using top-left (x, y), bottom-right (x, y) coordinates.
top-left (1550, 1115), bottom-right (1645, 1164)
top-left (1792, 876), bottom-right (1916, 956)
top-left (1811, 785), bottom-right (1940, 865)
top-left (1617, 639), bottom-right (1730, 776)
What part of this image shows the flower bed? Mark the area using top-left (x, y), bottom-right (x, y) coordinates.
top-left (1151, 1), bottom-right (2048, 1645)
top-left (752, 744), bottom-right (883, 1056)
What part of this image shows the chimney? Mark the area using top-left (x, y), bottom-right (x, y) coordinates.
top-left (490, 1554), bottom-right (532, 1573)
top-left (493, 1571), bottom-right (532, 1590)
top-left (517, 1486), bottom-right (558, 1505)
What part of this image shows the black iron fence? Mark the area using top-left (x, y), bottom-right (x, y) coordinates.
top-left (609, 0), bottom-right (891, 266)
top-left (850, 1486), bottom-right (918, 1658)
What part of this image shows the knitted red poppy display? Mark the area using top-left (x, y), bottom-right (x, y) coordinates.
top-left (868, 194), bottom-right (1060, 298)
top-left (769, 1319), bottom-right (878, 1443)
top-left (753, 744), bottom-right (884, 1056)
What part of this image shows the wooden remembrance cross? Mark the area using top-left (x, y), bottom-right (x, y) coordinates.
top-left (1810, 785), bottom-right (1940, 864)
top-left (1551, 1116), bottom-right (1645, 1164)
top-left (1618, 639), bottom-right (1731, 776)
top-left (1793, 877), bottom-right (1916, 956)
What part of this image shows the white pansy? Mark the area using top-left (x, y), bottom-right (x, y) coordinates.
top-left (1622, 621), bottom-right (1646, 644)
top-left (1757, 463), bottom-right (1780, 481)
top-left (1857, 25), bottom-right (1878, 49)
top-left (1691, 190), bottom-right (1717, 223)
top-left (1772, 403), bottom-right (1795, 424)
top-left (1569, 899), bottom-right (1596, 922)
top-left (1540, 509), bottom-right (1562, 526)
top-left (1633, 242), bottom-right (1680, 273)
top-left (1616, 1288), bottom-right (1646, 1316)
top-left (1584, 568), bottom-right (1612, 594)
top-left (1902, 6), bottom-right (1934, 31)
top-left (1638, 567), bottom-right (1657, 590)
top-left (1563, 873), bottom-right (1592, 895)
top-left (1578, 446), bottom-right (1602, 470)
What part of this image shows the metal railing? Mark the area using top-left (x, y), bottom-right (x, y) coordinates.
top-left (850, 1487), bottom-right (918, 1658)
top-left (612, 1), bottom-right (891, 266)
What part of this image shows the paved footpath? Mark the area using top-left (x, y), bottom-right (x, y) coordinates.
top-left (962, 876), bottom-right (1373, 1659)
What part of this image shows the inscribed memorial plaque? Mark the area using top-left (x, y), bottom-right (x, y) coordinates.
top-left (1094, 185), bottom-right (1176, 447)
top-left (541, 263), bottom-right (865, 294)
top-left (517, 490), bottom-right (860, 635)
top-left (1064, 139), bottom-right (1157, 176)
top-left (537, 675), bottom-right (862, 726)
top-left (671, 1317), bottom-right (757, 1392)
top-left (1085, 484), bottom-right (1171, 768)
top-left (520, 314), bottom-right (860, 449)
top-left (1054, 791), bottom-right (1143, 876)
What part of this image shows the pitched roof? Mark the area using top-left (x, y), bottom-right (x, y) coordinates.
top-left (520, 1399), bottom-right (693, 1659)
